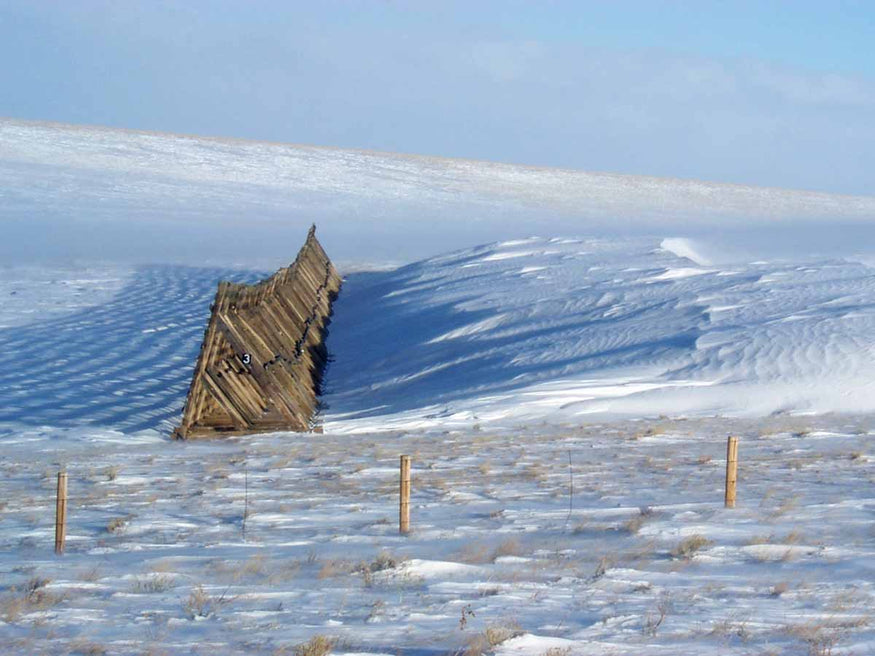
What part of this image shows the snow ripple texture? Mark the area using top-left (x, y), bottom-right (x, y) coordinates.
top-left (0, 266), bottom-right (263, 433)
top-left (323, 237), bottom-right (875, 430)
top-left (1, 238), bottom-right (874, 435)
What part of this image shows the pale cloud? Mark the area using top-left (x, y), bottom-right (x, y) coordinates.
top-left (1, 2), bottom-right (874, 194)
top-left (747, 64), bottom-right (875, 107)
top-left (467, 41), bottom-right (545, 82)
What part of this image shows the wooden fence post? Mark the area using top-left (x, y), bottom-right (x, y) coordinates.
top-left (399, 455), bottom-right (411, 534)
top-left (55, 470), bottom-right (68, 554)
top-left (724, 436), bottom-right (738, 509)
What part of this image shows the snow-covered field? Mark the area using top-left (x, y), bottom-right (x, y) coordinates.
top-left (2, 119), bottom-right (875, 654)
top-left (2, 418), bottom-right (875, 655)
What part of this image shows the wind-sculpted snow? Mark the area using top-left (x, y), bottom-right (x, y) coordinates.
top-left (323, 237), bottom-right (875, 431)
top-left (5, 120), bottom-right (875, 655)
top-left (0, 266), bottom-right (264, 433)
top-left (1, 237), bottom-right (874, 435)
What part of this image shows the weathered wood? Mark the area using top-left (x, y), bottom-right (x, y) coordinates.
top-left (725, 436), bottom-right (739, 508)
top-left (55, 470), bottom-right (67, 555)
top-left (400, 455), bottom-right (411, 534)
top-left (175, 226), bottom-right (340, 439)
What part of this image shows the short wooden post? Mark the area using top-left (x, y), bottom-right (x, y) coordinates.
top-left (399, 455), bottom-right (411, 534)
top-left (55, 470), bottom-right (68, 554)
top-left (724, 436), bottom-right (738, 508)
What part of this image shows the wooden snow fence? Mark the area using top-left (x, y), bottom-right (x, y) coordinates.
top-left (174, 226), bottom-right (341, 439)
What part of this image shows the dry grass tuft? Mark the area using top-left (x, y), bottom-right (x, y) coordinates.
top-left (484, 620), bottom-right (523, 645)
top-left (492, 538), bottom-right (523, 561)
top-left (461, 619), bottom-right (523, 655)
top-left (785, 622), bottom-right (846, 656)
top-left (624, 506), bottom-right (656, 534)
top-left (522, 463), bottom-right (549, 485)
top-left (591, 555), bottom-right (615, 580)
top-left (540, 649), bottom-right (571, 656)
top-left (0, 576), bottom-right (65, 623)
top-left (106, 515), bottom-right (133, 534)
top-left (670, 534), bottom-right (712, 559)
top-left (783, 529), bottom-right (804, 544)
top-left (26, 576), bottom-right (51, 593)
top-left (236, 554), bottom-right (268, 580)
top-left (133, 574), bottom-right (175, 593)
top-left (643, 594), bottom-right (673, 636)
top-left (457, 541), bottom-right (491, 564)
top-left (78, 567), bottom-right (102, 582)
top-left (748, 530), bottom-right (804, 547)
top-left (293, 635), bottom-right (334, 656)
top-left (317, 559), bottom-right (355, 580)
top-left (460, 633), bottom-right (490, 656)
top-left (183, 584), bottom-right (232, 620)
top-left (709, 616), bottom-right (751, 643)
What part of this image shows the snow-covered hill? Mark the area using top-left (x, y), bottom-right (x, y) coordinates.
top-left (3, 117), bottom-right (875, 268)
top-left (3, 118), bottom-right (875, 432)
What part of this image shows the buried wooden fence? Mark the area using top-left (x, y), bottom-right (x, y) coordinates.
top-left (46, 440), bottom-right (741, 552)
top-left (174, 225), bottom-right (341, 439)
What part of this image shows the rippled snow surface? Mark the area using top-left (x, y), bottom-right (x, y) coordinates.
top-left (2, 236), bottom-right (874, 435)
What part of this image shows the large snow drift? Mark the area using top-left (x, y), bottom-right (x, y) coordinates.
top-left (2, 236), bottom-right (874, 435)
top-left (323, 236), bottom-right (875, 431)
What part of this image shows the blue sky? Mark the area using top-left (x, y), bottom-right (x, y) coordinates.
top-left (2, 1), bottom-right (874, 194)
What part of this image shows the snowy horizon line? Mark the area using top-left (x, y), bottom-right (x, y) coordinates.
top-left (5, 114), bottom-right (874, 202)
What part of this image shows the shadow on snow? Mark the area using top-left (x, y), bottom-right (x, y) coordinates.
top-left (322, 260), bottom-right (703, 422)
top-left (0, 265), bottom-right (264, 434)
top-left (0, 258), bottom-right (710, 434)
